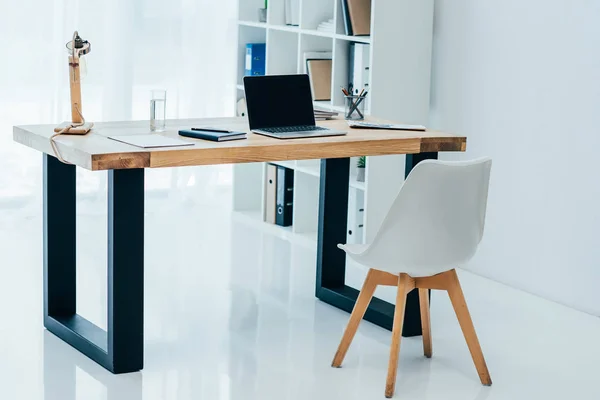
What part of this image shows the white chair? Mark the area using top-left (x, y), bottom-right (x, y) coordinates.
top-left (331, 158), bottom-right (493, 398)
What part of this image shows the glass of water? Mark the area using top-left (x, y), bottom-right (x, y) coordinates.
top-left (150, 89), bottom-right (166, 132)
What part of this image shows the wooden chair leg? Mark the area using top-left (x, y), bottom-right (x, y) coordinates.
top-left (418, 288), bottom-right (432, 358)
top-left (331, 269), bottom-right (379, 367)
top-left (385, 273), bottom-right (411, 398)
top-left (446, 269), bottom-right (492, 386)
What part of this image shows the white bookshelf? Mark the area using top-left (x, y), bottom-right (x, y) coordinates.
top-left (233, 0), bottom-right (434, 245)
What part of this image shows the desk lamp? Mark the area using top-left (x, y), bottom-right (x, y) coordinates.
top-left (53, 31), bottom-right (93, 135)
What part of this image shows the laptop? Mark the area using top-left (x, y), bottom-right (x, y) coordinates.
top-left (243, 74), bottom-right (346, 139)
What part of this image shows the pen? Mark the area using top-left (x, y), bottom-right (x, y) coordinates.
top-left (352, 89), bottom-right (365, 116)
top-left (191, 127), bottom-right (233, 133)
top-left (348, 91), bottom-right (368, 118)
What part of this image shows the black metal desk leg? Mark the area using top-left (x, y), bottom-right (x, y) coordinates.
top-left (316, 154), bottom-right (437, 337)
top-left (402, 152), bottom-right (438, 336)
top-left (44, 154), bottom-right (144, 374)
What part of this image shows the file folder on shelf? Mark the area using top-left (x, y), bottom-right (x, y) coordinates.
top-left (276, 166), bottom-right (294, 227)
top-left (285, 0), bottom-right (300, 26)
top-left (349, 43), bottom-right (370, 96)
top-left (340, 0), bottom-right (353, 36)
top-left (347, 0), bottom-right (372, 36)
top-left (264, 164), bottom-right (278, 224)
top-left (245, 43), bottom-right (266, 76)
top-left (307, 59), bottom-right (332, 101)
top-left (302, 51), bottom-right (333, 74)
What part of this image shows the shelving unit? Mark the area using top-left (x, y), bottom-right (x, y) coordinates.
top-left (233, 0), bottom-right (434, 246)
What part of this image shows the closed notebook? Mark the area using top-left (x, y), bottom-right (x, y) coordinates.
top-left (347, 0), bottom-right (371, 36)
top-left (302, 51), bottom-right (332, 74)
top-left (178, 129), bottom-right (247, 142)
top-left (307, 59), bottom-right (332, 101)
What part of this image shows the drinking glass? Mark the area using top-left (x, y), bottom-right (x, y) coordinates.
top-left (150, 90), bottom-right (166, 132)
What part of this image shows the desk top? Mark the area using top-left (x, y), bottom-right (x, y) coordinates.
top-left (13, 117), bottom-right (466, 171)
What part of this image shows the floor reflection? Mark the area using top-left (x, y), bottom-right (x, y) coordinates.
top-left (43, 332), bottom-right (142, 400)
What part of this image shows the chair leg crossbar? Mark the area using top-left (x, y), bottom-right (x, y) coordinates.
top-left (331, 269), bottom-right (492, 398)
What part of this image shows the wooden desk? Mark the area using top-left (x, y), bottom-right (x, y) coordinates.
top-left (14, 117), bottom-right (466, 374)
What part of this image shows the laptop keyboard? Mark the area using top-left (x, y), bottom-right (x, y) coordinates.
top-left (260, 125), bottom-right (328, 134)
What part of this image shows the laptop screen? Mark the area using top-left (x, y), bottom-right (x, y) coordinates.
top-left (244, 75), bottom-right (316, 129)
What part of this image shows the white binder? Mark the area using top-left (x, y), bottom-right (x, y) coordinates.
top-left (347, 187), bottom-right (365, 244)
top-left (285, 0), bottom-right (300, 26)
top-left (349, 43), bottom-right (371, 95)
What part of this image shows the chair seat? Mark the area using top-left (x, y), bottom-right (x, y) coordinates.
top-left (338, 243), bottom-right (453, 278)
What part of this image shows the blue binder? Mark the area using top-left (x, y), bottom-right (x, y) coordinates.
top-left (245, 43), bottom-right (266, 76)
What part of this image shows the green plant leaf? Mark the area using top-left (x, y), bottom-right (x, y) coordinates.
top-left (357, 156), bottom-right (366, 168)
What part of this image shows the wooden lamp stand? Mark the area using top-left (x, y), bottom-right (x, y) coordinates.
top-left (54, 31), bottom-right (93, 134)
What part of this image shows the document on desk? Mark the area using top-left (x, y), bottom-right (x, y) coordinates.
top-left (347, 121), bottom-right (427, 131)
top-left (108, 134), bottom-right (194, 148)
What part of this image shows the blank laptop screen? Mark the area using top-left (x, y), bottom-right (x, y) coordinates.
top-left (244, 74), bottom-right (316, 130)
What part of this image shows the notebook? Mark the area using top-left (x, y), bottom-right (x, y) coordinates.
top-left (108, 134), bottom-right (194, 148)
top-left (178, 129), bottom-right (247, 142)
top-left (347, 0), bottom-right (372, 36)
top-left (307, 59), bottom-right (332, 101)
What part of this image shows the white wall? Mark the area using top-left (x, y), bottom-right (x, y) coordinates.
top-left (429, 0), bottom-right (600, 315)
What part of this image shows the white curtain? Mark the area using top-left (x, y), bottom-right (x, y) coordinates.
top-left (0, 0), bottom-right (237, 210)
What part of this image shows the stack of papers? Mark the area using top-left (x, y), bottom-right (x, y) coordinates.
top-left (314, 108), bottom-right (339, 121)
top-left (317, 18), bottom-right (335, 33)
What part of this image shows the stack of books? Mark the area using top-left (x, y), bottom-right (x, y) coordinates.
top-left (314, 109), bottom-right (339, 121)
top-left (317, 18), bottom-right (335, 33)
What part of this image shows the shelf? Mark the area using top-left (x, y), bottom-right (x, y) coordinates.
top-left (350, 176), bottom-right (366, 191)
top-left (302, 29), bottom-right (337, 39)
top-left (268, 160), bottom-right (296, 170)
top-left (238, 20), bottom-right (268, 29)
top-left (269, 24), bottom-right (301, 34)
top-left (269, 160), bottom-right (364, 191)
top-left (295, 163), bottom-right (319, 177)
top-left (335, 34), bottom-right (370, 44)
top-left (239, 21), bottom-right (371, 44)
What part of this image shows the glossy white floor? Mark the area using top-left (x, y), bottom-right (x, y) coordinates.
top-left (1, 165), bottom-right (599, 400)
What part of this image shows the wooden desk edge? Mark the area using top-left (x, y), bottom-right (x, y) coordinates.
top-left (14, 126), bottom-right (93, 170)
top-left (13, 125), bottom-right (467, 171)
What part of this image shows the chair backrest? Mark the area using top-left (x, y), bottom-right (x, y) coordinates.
top-left (362, 158), bottom-right (492, 276)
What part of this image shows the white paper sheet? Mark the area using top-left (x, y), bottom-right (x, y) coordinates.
top-left (108, 134), bottom-right (194, 148)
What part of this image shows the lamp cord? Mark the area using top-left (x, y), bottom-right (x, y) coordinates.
top-left (50, 103), bottom-right (86, 165)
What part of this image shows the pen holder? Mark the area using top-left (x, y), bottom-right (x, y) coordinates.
top-left (344, 95), bottom-right (366, 120)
